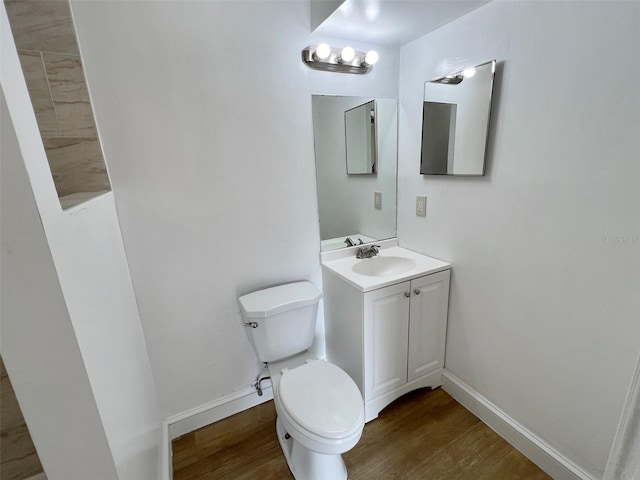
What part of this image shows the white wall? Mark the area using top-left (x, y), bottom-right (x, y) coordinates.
top-left (70, 0), bottom-right (398, 418)
top-left (1, 4), bottom-right (162, 478)
top-left (313, 95), bottom-right (397, 241)
top-left (1, 90), bottom-right (119, 480)
top-left (398, 1), bottom-right (640, 478)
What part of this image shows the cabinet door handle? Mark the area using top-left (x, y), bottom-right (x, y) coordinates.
top-left (414, 289), bottom-right (421, 295)
top-left (404, 291), bottom-right (410, 298)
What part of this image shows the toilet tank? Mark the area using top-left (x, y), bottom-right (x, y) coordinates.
top-left (239, 281), bottom-right (322, 363)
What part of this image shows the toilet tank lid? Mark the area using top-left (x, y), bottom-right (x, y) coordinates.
top-left (239, 281), bottom-right (322, 319)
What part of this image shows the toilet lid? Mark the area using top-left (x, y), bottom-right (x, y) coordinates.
top-left (278, 360), bottom-right (364, 439)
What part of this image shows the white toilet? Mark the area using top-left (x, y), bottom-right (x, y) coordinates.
top-left (239, 281), bottom-right (365, 480)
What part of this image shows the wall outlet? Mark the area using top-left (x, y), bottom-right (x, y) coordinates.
top-left (416, 195), bottom-right (427, 217)
top-left (374, 191), bottom-right (382, 209)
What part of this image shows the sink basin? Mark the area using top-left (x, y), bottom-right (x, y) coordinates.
top-left (352, 256), bottom-right (416, 277)
top-left (322, 245), bottom-right (451, 292)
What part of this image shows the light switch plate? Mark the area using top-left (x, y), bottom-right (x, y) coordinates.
top-left (416, 195), bottom-right (427, 216)
top-left (374, 191), bottom-right (382, 209)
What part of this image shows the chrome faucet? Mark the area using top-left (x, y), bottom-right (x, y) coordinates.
top-left (356, 245), bottom-right (380, 259)
top-left (345, 237), bottom-right (365, 247)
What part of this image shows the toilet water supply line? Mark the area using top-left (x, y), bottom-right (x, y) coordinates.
top-left (253, 368), bottom-right (271, 396)
top-left (243, 315), bottom-right (270, 395)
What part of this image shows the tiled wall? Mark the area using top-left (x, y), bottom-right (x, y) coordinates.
top-left (0, 356), bottom-right (44, 480)
top-left (4, 0), bottom-right (110, 208)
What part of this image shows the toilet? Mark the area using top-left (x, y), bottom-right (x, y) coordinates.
top-left (239, 281), bottom-right (365, 480)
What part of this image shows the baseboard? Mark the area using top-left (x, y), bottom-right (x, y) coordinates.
top-left (366, 369), bottom-right (442, 422)
top-left (25, 474), bottom-right (47, 480)
top-left (442, 370), bottom-right (596, 480)
top-left (163, 372), bottom-right (594, 479)
top-left (167, 384), bottom-right (273, 440)
top-left (161, 419), bottom-right (171, 480)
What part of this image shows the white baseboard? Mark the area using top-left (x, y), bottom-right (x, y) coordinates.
top-left (442, 370), bottom-right (596, 480)
top-left (167, 384), bottom-right (273, 440)
top-left (25, 474), bottom-right (47, 480)
top-left (161, 419), bottom-right (171, 480)
top-left (366, 369), bottom-right (442, 422)
top-left (163, 372), bottom-right (594, 480)
top-left (162, 383), bottom-right (274, 479)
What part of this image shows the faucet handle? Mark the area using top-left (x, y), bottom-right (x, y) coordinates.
top-left (344, 237), bottom-right (356, 247)
top-left (355, 244), bottom-right (380, 259)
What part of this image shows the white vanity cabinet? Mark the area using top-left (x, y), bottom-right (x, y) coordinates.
top-left (322, 257), bottom-right (450, 422)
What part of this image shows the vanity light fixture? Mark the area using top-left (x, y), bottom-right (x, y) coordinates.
top-left (314, 43), bottom-right (331, 60)
top-left (433, 74), bottom-right (464, 85)
top-left (302, 44), bottom-right (379, 75)
top-left (339, 46), bottom-right (355, 63)
top-left (364, 50), bottom-right (379, 66)
top-left (462, 67), bottom-right (476, 78)
top-left (432, 65), bottom-right (479, 84)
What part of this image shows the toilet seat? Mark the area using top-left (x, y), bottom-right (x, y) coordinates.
top-left (278, 360), bottom-right (364, 440)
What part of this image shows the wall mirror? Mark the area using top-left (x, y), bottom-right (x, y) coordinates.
top-left (345, 100), bottom-right (377, 175)
top-left (312, 95), bottom-right (397, 251)
top-left (421, 59), bottom-right (496, 176)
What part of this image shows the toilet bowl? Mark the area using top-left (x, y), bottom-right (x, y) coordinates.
top-left (270, 356), bottom-right (364, 479)
top-left (239, 282), bottom-right (364, 480)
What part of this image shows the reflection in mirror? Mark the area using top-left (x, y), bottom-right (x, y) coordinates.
top-left (345, 101), bottom-right (376, 175)
top-left (312, 96), bottom-right (397, 251)
top-left (421, 59), bottom-right (496, 175)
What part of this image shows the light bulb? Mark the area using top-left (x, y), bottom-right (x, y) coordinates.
top-left (315, 43), bottom-right (331, 60)
top-left (364, 50), bottom-right (379, 65)
top-left (340, 46), bottom-right (355, 62)
top-left (462, 67), bottom-right (476, 78)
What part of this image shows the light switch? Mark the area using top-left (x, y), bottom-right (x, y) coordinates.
top-left (416, 195), bottom-right (427, 217)
top-left (374, 191), bottom-right (382, 209)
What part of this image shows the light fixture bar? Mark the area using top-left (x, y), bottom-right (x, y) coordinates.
top-left (301, 45), bottom-right (377, 75)
top-left (432, 61), bottom-right (493, 84)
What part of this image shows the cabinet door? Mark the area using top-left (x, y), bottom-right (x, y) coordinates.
top-left (407, 270), bottom-right (450, 382)
top-left (364, 281), bottom-right (410, 399)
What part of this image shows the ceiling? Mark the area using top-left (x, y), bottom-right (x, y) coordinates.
top-left (313, 0), bottom-right (489, 48)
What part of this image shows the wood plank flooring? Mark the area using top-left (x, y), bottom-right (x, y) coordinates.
top-left (172, 388), bottom-right (551, 480)
top-left (0, 356), bottom-right (44, 480)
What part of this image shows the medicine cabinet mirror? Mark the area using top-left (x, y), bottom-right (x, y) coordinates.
top-left (345, 100), bottom-right (376, 175)
top-left (312, 95), bottom-right (397, 252)
top-left (421, 59), bottom-right (495, 176)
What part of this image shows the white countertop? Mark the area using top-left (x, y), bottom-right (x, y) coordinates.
top-left (321, 245), bottom-right (451, 292)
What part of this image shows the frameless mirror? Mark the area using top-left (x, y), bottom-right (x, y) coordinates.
top-left (421, 59), bottom-right (496, 175)
top-left (345, 101), bottom-right (377, 174)
top-left (312, 95), bottom-right (397, 251)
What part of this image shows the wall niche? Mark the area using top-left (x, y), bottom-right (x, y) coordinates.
top-left (4, 0), bottom-right (111, 210)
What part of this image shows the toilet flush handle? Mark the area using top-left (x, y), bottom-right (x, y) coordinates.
top-left (244, 321), bottom-right (259, 328)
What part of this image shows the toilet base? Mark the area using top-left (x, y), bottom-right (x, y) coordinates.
top-left (276, 417), bottom-right (348, 480)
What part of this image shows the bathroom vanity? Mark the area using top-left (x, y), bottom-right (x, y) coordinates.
top-left (321, 244), bottom-right (450, 422)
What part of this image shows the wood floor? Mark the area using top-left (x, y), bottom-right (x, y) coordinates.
top-left (0, 356), bottom-right (44, 480)
top-left (172, 388), bottom-right (551, 480)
